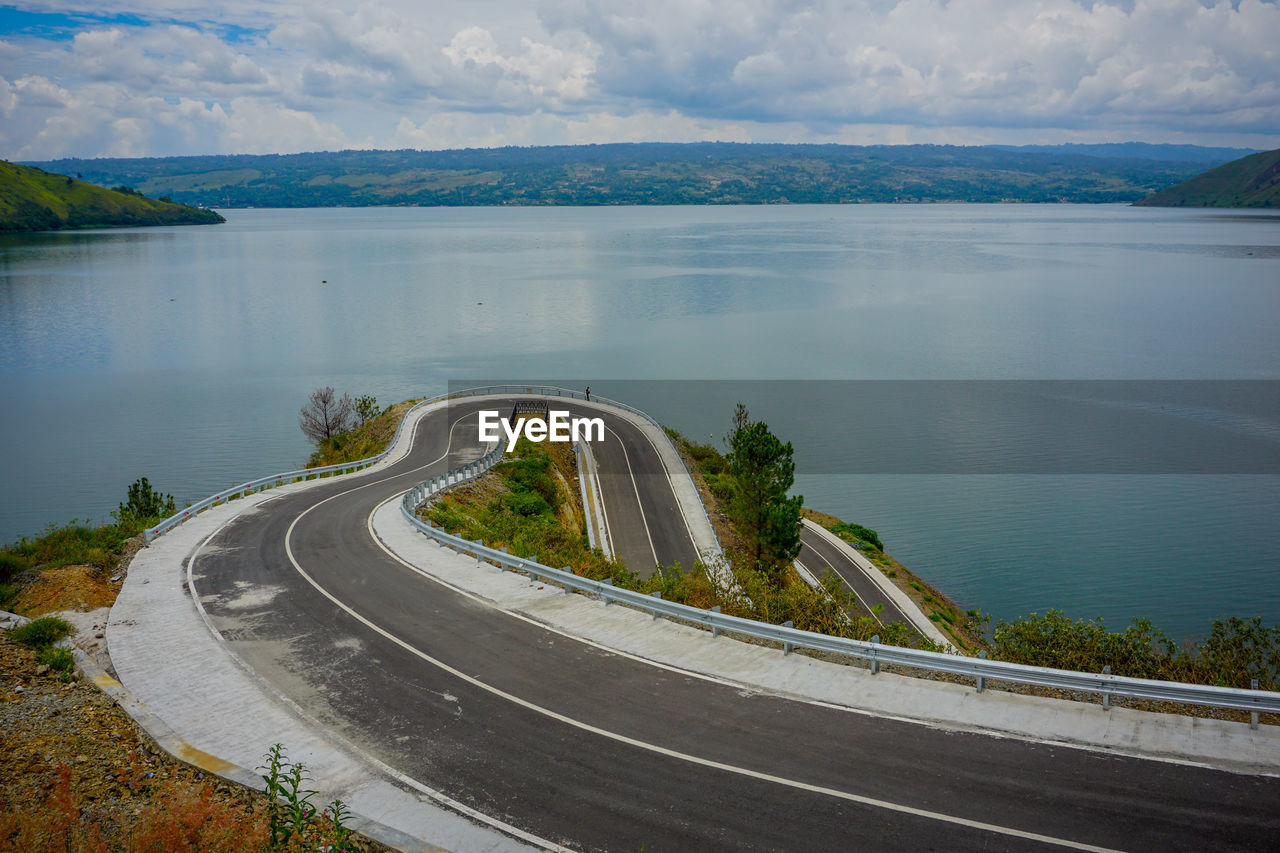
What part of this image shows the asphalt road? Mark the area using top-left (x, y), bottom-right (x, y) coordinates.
top-left (189, 398), bottom-right (1280, 851)
top-left (798, 528), bottom-right (917, 629)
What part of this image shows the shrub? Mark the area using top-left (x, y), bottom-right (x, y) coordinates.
top-left (502, 490), bottom-right (552, 517)
top-left (0, 551), bottom-right (30, 583)
top-left (116, 477), bottom-right (176, 525)
top-left (37, 644), bottom-right (75, 674)
top-left (1197, 616), bottom-right (1280, 690)
top-left (992, 610), bottom-right (1172, 679)
top-left (10, 615), bottom-right (74, 649)
top-left (830, 521), bottom-right (883, 551)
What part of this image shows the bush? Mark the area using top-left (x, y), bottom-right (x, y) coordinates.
top-left (10, 615), bottom-right (74, 649)
top-left (830, 521), bottom-right (883, 551)
top-left (502, 490), bottom-right (552, 517)
top-left (993, 610), bottom-right (1173, 679)
top-left (116, 477), bottom-right (176, 525)
top-left (37, 644), bottom-right (75, 674)
top-left (0, 551), bottom-right (30, 583)
top-left (1198, 616), bottom-right (1280, 690)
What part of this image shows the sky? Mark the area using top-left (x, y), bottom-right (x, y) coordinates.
top-left (0, 0), bottom-right (1277, 159)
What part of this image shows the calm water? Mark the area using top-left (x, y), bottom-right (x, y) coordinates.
top-left (2, 205), bottom-right (1278, 639)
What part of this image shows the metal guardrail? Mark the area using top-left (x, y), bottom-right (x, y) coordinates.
top-left (144, 390), bottom-right (451, 543)
top-left (402, 428), bottom-right (1280, 724)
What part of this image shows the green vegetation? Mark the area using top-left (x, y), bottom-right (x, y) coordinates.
top-left (725, 404), bottom-right (803, 575)
top-left (306, 398), bottom-right (413, 467)
top-left (994, 611), bottom-right (1280, 690)
top-left (829, 521), bottom-right (883, 552)
top-left (0, 160), bottom-right (224, 232)
top-left (1136, 147), bottom-right (1280, 208)
top-left (116, 477), bottom-right (175, 526)
top-left (9, 615), bottom-right (74, 650)
top-left (425, 433), bottom-right (938, 648)
top-left (27, 143), bottom-right (1237, 208)
top-left (258, 744), bottom-right (353, 851)
top-left (37, 644), bottom-right (75, 676)
top-left (2, 478), bottom-right (176, 606)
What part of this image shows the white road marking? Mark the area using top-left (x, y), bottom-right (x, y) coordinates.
top-left (802, 537), bottom-right (885, 627)
top-left (186, 396), bottom-right (1223, 853)
top-left (285, 498), bottom-right (1124, 852)
top-left (189, 406), bottom-right (571, 853)
top-left (602, 423), bottom-right (661, 571)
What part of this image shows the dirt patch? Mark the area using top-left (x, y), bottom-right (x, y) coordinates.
top-left (0, 631), bottom-right (390, 850)
top-left (10, 565), bottom-right (120, 617)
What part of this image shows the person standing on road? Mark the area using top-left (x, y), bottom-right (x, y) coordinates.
top-left (585, 386), bottom-right (591, 402)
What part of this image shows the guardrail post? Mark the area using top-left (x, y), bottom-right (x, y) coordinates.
top-left (711, 605), bottom-right (722, 636)
top-left (497, 546), bottom-right (508, 571)
top-left (650, 591), bottom-right (662, 619)
top-left (561, 568), bottom-right (573, 594)
top-left (600, 578), bottom-right (613, 605)
top-left (976, 650), bottom-right (987, 692)
top-left (1252, 679), bottom-right (1261, 730)
top-left (783, 621), bottom-right (795, 654)
top-left (476, 544), bottom-right (484, 565)
top-left (870, 635), bottom-right (880, 674)
top-left (1102, 665), bottom-right (1112, 710)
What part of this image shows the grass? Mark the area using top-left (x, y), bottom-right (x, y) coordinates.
top-left (4, 520), bottom-right (135, 572)
top-left (428, 434), bottom-right (941, 651)
top-left (37, 645), bottom-right (75, 677)
top-left (10, 615), bottom-right (74, 649)
top-left (306, 400), bottom-right (417, 468)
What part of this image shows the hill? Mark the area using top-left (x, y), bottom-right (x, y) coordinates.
top-left (26, 143), bottom-right (1237, 208)
top-left (993, 143), bottom-right (1260, 163)
top-left (0, 160), bottom-right (225, 232)
top-left (1135, 148), bottom-right (1280, 208)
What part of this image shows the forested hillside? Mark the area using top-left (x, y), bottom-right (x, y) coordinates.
top-left (28, 143), bottom-right (1240, 208)
top-left (1136, 148), bottom-right (1280, 208)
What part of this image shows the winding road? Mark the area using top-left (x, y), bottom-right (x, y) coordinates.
top-left (181, 395), bottom-right (1279, 851)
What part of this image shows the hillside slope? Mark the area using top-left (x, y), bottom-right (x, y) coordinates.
top-left (0, 160), bottom-right (224, 232)
top-left (1135, 148), bottom-right (1280, 208)
top-left (29, 143), bottom-right (1230, 207)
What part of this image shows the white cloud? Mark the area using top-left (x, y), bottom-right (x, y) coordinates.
top-left (0, 0), bottom-right (1277, 157)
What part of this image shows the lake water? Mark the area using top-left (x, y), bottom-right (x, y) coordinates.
top-left (2, 205), bottom-right (1277, 639)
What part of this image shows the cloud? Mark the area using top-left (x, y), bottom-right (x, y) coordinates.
top-left (1, 0), bottom-right (1277, 158)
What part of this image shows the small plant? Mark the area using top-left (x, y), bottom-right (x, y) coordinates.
top-left (258, 742), bottom-right (351, 850)
top-left (38, 644), bottom-right (75, 675)
top-left (10, 615), bottom-right (74, 649)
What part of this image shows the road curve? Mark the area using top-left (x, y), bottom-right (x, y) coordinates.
top-left (188, 396), bottom-right (1280, 851)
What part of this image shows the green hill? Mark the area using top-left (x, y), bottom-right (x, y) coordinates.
top-left (0, 160), bottom-right (224, 232)
top-left (29, 143), bottom-right (1233, 207)
top-left (1135, 148), bottom-right (1280, 208)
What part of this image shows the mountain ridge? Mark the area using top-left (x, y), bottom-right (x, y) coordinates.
top-left (25, 142), bottom-right (1245, 208)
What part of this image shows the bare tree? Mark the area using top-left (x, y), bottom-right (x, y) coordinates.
top-left (299, 386), bottom-right (356, 444)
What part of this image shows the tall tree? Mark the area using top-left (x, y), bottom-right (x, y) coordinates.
top-left (299, 386), bottom-right (356, 444)
top-left (726, 406), bottom-right (804, 574)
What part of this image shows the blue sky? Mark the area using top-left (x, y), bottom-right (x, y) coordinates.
top-left (1, 1), bottom-right (1277, 159)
